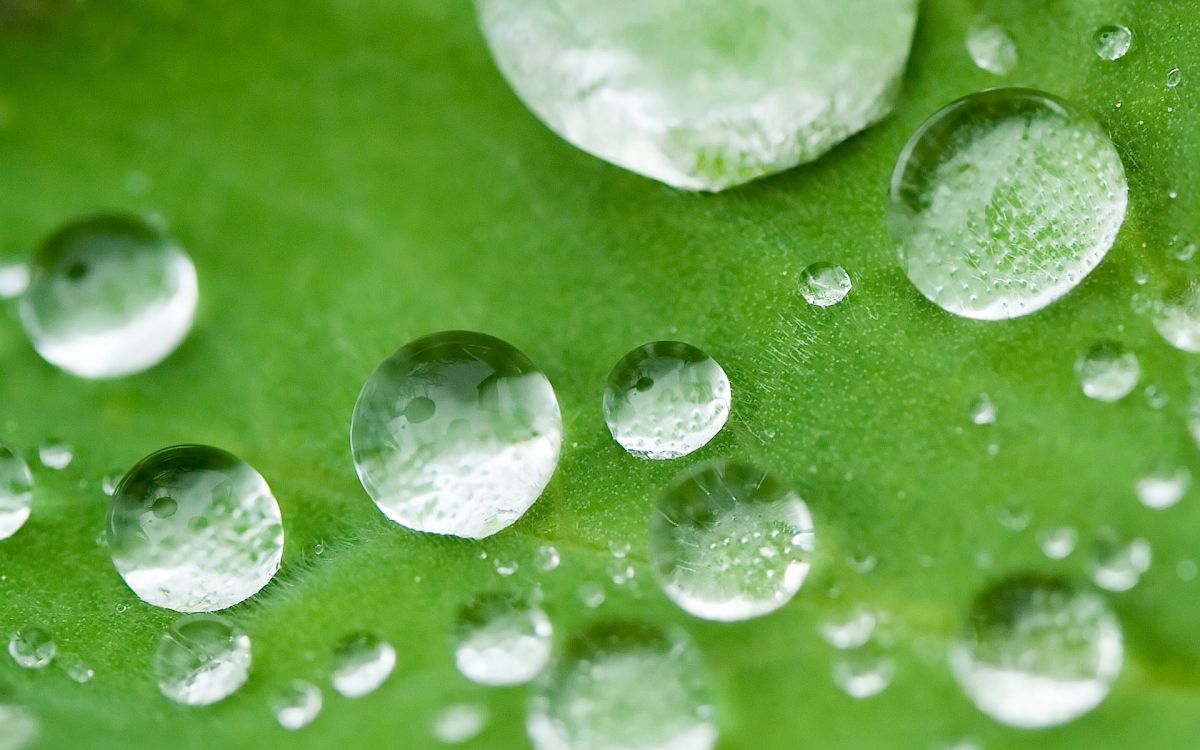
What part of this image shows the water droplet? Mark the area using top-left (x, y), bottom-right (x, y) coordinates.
top-left (535, 544), bottom-right (560, 572)
top-left (1143, 384), bottom-right (1169, 410)
top-left (1090, 529), bottom-right (1151, 591)
top-left (8, 627), bottom-right (55, 669)
top-left (608, 558), bottom-right (636, 586)
top-left (799, 262), bottom-right (852, 307)
top-left (995, 502), bottom-right (1030, 532)
top-left (578, 582), bottom-right (606, 609)
top-left (477, 0), bottom-right (918, 191)
top-left (18, 214), bottom-right (198, 379)
top-left (968, 393), bottom-right (996, 425)
top-left (37, 438), bottom-right (73, 470)
top-left (107, 445), bottom-right (284, 612)
top-left (58, 653), bottom-right (94, 683)
top-left (889, 89), bottom-right (1127, 320)
top-left (155, 614), bottom-right (251, 706)
top-left (0, 446), bottom-right (33, 541)
top-left (950, 575), bottom-right (1122, 728)
top-left (0, 258), bottom-right (30, 300)
top-left (832, 646), bottom-right (895, 698)
top-left (819, 605), bottom-right (876, 650)
top-left (432, 702), bottom-right (489, 745)
top-left (100, 471), bottom-right (121, 496)
top-left (0, 703), bottom-right (39, 750)
top-left (454, 592), bottom-right (552, 686)
top-left (1037, 526), bottom-right (1078, 560)
top-left (1075, 341), bottom-right (1139, 402)
top-left (966, 23), bottom-right (1017, 76)
top-left (608, 539), bottom-right (631, 559)
top-left (493, 556), bottom-right (519, 577)
top-left (1093, 25), bottom-right (1132, 61)
top-left (271, 680), bottom-right (323, 730)
top-left (528, 621), bottom-right (716, 750)
top-left (331, 633), bottom-right (395, 698)
top-left (603, 341), bottom-right (730, 460)
top-left (1152, 278), bottom-right (1200, 352)
top-left (1135, 465), bottom-right (1190, 509)
top-left (351, 331), bottom-right (562, 538)
top-left (1167, 67), bottom-right (1183, 88)
top-left (649, 460), bottom-right (815, 621)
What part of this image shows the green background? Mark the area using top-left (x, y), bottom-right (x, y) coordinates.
top-left (1, 0), bottom-right (1198, 747)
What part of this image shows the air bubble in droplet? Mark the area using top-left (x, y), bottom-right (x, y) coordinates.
top-left (1075, 341), bottom-right (1139, 402)
top-left (155, 614), bottom-right (251, 706)
top-left (331, 633), bottom-right (395, 698)
top-left (454, 592), bottom-right (552, 686)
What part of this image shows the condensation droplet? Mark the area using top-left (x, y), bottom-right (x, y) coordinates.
top-left (968, 393), bottom-right (996, 425)
top-left (0, 703), bottom-right (39, 750)
top-left (454, 592), bottom-right (552, 686)
top-left (1135, 465), bottom-right (1190, 510)
top-left (966, 23), bottom-right (1017, 76)
top-left (432, 702), bottom-right (489, 745)
top-left (819, 605), bottom-right (876, 650)
top-left (799, 262), bottom-right (852, 307)
top-left (1089, 529), bottom-right (1151, 591)
top-left (58, 653), bottom-right (95, 683)
top-left (0, 446), bottom-right (34, 541)
top-left (1075, 341), bottom-right (1139, 402)
top-left (155, 614), bottom-right (251, 706)
top-left (1167, 67), bottom-right (1183, 88)
top-left (832, 646), bottom-right (895, 699)
top-left (1036, 526), bottom-right (1078, 560)
top-left (37, 439), bottom-right (73, 470)
top-left (1093, 25), bottom-right (1132, 61)
top-left (271, 679), bottom-right (323, 730)
top-left (536, 544), bottom-right (560, 572)
top-left (7, 627), bottom-right (55, 669)
top-left (331, 633), bottom-right (395, 698)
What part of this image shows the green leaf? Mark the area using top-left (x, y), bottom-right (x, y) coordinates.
top-left (0, 0), bottom-right (1198, 748)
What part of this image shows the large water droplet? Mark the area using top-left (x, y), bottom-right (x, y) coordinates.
top-left (1075, 342), bottom-right (1139, 402)
top-left (454, 592), bottom-right (552, 686)
top-left (18, 214), bottom-right (198, 379)
top-left (0, 703), bottom-right (39, 750)
top-left (155, 614), bottom-right (251, 706)
top-left (1089, 529), bottom-right (1151, 591)
top-left (331, 633), bottom-right (395, 698)
top-left (889, 89), bottom-right (1127, 320)
top-left (107, 445), bottom-right (284, 612)
top-left (271, 680), bottom-right (323, 730)
top-left (432, 702), bottom-right (490, 745)
top-left (949, 575), bottom-right (1122, 728)
top-left (527, 621), bottom-right (716, 750)
top-left (966, 23), bottom-right (1017, 76)
top-left (477, 0), bottom-right (918, 191)
top-left (1093, 25), bottom-right (1133, 61)
top-left (351, 331), bottom-right (562, 539)
top-left (7, 627), bottom-right (55, 669)
top-left (649, 460), bottom-right (815, 621)
top-left (0, 446), bottom-right (33, 541)
top-left (603, 341), bottom-right (730, 460)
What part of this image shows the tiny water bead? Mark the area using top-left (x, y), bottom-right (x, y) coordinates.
top-left (1136, 465), bottom-right (1190, 510)
top-left (819, 605), bottom-right (877, 650)
top-left (949, 575), bottom-right (1122, 729)
top-left (527, 621), bottom-right (716, 750)
top-left (58, 653), bottom-right (95, 684)
top-left (351, 331), bottom-right (562, 539)
top-left (1151, 279), bottom-right (1200, 352)
top-left (18, 214), bottom-right (198, 379)
top-left (602, 341), bottom-right (730, 460)
top-left (649, 460), bottom-right (815, 621)
top-left (832, 646), bottom-right (895, 699)
top-left (331, 633), bottom-right (396, 698)
top-left (1093, 25), bottom-right (1133, 61)
top-left (1167, 67), bottom-right (1183, 88)
top-left (37, 438), bottom-right (73, 470)
top-left (432, 702), bottom-right (489, 745)
top-left (0, 446), bottom-right (34, 541)
top-left (968, 393), bottom-right (996, 425)
top-left (535, 544), bottom-right (561, 572)
top-left (0, 703), bottom-right (39, 750)
top-left (7, 627), bottom-right (55, 669)
top-left (799, 262), bottom-right (853, 308)
top-left (271, 680), bottom-right (323, 730)
top-left (1037, 526), bottom-right (1078, 560)
top-left (1090, 529), bottom-right (1151, 592)
top-left (1075, 341), bottom-right (1139, 402)
top-left (107, 445), bottom-right (284, 612)
top-left (454, 592), bottom-right (552, 686)
top-left (889, 89), bottom-right (1127, 320)
top-left (155, 614), bottom-right (251, 706)
top-left (966, 23), bottom-right (1017, 76)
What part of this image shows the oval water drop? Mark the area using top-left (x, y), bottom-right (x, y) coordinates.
top-left (155, 614), bottom-right (251, 706)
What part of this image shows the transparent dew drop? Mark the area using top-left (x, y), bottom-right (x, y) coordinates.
top-left (18, 214), bottom-right (198, 379)
top-left (37, 439), bottom-right (73, 470)
top-left (527, 621), bottom-right (717, 750)
top-left (0, 257), bottom-right (30, 300)
top-left (832, 645), bottom-right (895, 699)
top-left (1090, 529), bottom-right (1152, 591)
top-left (331, 633), bottom-right (395, 698)
top-left (1075, 341), bottom-right (1139, 402)
top-left (1135, 465), bottom-right (1190, 510)
top-left (602, 341), bottom-right (731, 460)
top-left (1037, 526), bottom-right (1078, 560)
top-left (819, 605), bottom-right (877, 650)
top-left (649, 460), bottom-right (815, 621)
top-left (799, 262), bottom-right (852, 307)
top-left (107, 445), bottom-right (284, 612)
top-left (889, 89), bottom-right (1127, 320)
top-left (0, 703), bottom-right (39, 750)
top-left (966, 23), bottom-right (1017, 76)
top-left (1151, 279), bottom-right (1200, 352)
top-left (493, 556), bottom-right (519, 577)
top-left (535, 544), bottom-right (561, 572)
top-left (155, 614), bottom-right (251, 706)
top-left (454, 592), bottom-right (552, 686)
top-left (968, 393), bottom-right (996, 425)
top-left (949, 575), bottom-right (1122, 728)
top-left (432, 702), bottom-right (490, 745)
top-left (1167, 67), bottom-right (1183, 88)
top-left (351, 331), bottom-right (562, 539)
top-left (476, 0), bottom-right (918, 191)
top-left (0, 445), bottom-right (34, 541)
top-left (58, 653), bottom-right (95, 683)
top-left (7, 626), bottom-right (55, 669)
top-left (101, 471), bottom-right (121, 497)
top-left (1093, 25), bottom-right (1133, 61)
top-left (578, 582), bottom-right (606, 609)
top-left (271, 680), bottom-right (323, 730)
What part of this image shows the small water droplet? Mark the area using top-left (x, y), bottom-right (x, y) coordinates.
top-left (966, 23), bottom-right (1017, 76)
top-left (58, 653), bottom-right (94, 683)
top-left (37, 439), bottom-right (73, 470)
top-left (0, 446), bottom-right (33, 541)
top-left (608, 539), bottom-right (631, 559)
top-left (578, 582), bottom-right (606, 609)
top-left (8, 627), bottom-right (55, 669)
top-left (0, 258), bottom-right (30, 300)
top-left (431, 702), bottom-right (489, 745)
top-left (1075, 341), bottom-right (1139, 402)
top-left (155, 614), bottom-right (251, 706)
top-left (493, 556), bottom-right (518, 577)
top-left (1093, 25), bottom-right (1133, 61)
top-left (996, 503), bottom-right (1031, 532)
top-left (968, 393), bottom-right (996, 425)
top-left (1090, 529), bottom-right (1151, 591)
top-left (1135, 464), bottom-right (1190, 509)
top-left (0, 703), bottom-right (39, 750)
top-left (819, 605), bottom-right (876, 650)
top-left (100, 471), bottom-right (121, 496)
top-left (331, 633), bottom-right (395, 698)
top-left (1153, 279), bottom-right (1200, 352)
top-left (832, 646), bottom-right (895, 699)
top-left (454, 592), bottom-right (552, 686)
top-left (799, 262), bottom-right (852, 307)
top-left (1167, 67), bottom-right (1183, 88)
top-left (1036, 526), bottom-right (1078, 560)
top-left (271, 680), bottom-right (323, 730)
top-left (535, 544), bottom-right (560, 572)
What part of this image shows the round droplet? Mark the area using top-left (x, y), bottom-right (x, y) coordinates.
top-left (272, 680), bottom-right (323, 730)
top-left (7, 627), bottom-right (55, 669)
top-left (889, 89), bottom-right (1127, 320)
top-left (577, 582), bottom-right (606, 609)
top-left (0, 703), bottom-right (39, 750)
top-left (37, 438), bottom-right (72, 470)
top-left (18, 214), bottom-right (198, 379)
top-left (950, 575), bottom-right (1122, 728)
top-left (1037, 526), bottom-right (1078, 560)
top-left (799, 263), bottom-right (852, 307)
top-left (603, 341), bottom-right (730, 460)
top-left (1075, 341), bottom-right (1139, 402)
top-left (0, 446), bottom-right (34, 541)
top-left (832, 646), bottom-right (895, 699)
top-left (1167, 67), bottom-right (1183, 88)
top-left (819, 605), bottom-right (877, 650)
top-left (1090, 529), bottom-right (1151, 591)
top-left (527, 621), bottom-right (717, 750)
top-left (155, 614), bottom-right (251, 706)
top-left (351, 331), bottom-right (562, 539)
top-left (454, 592), bottom-right (552, 686)
top-left (966, 23), bottom-right (1017, 76)
top-left (1135, 465), bottom-right (1190, 510)
top-left (331, 633), bottom-right (395, 698)
top-left (649, 460), bottom-right (815, 621)
top-left (535, 544), bottom-right (560, 572)
top-left (1152, 279), bottom-right (1200, 352)
top-left (1093, 25), bottom-right (1132, 61)
top-left (477, 0), bottom-right (918, 191)
top-left (432, 702), bottom-right (489, 745)
top-left (107, 445), bottom-right (284, 612)
top-left (968, 393), bottom-right (996, 425)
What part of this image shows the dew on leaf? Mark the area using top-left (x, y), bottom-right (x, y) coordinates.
top-left (454, 592), bottom-right (552, 686)
top-left (331, 633), bottom-right (395, 698)
top-left (155, 614), bottom-right (251, 706)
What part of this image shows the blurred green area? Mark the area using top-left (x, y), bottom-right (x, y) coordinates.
top-left (0, 0), bottom-right (1198, 748)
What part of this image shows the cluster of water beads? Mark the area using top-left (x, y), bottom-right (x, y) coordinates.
top-left (331, 633), bottom-right (396, 698)
top-left (0, 446), bottom-right (34, 541)
top-left (966, 22), bottom-right (1017, 76)
top-left (949, 575), bottom-right (1122, 728)
top-left (155, 614), bottom-right (251, 706)
top-left (602, 341), bottom-right (730, 460)
top-left (453, 592), bottom-right (552, 686)
top-left (1075, 341), bottom-right (1140, 402)
top-left (18, 214), bottom-right (198, 379)
top-left (1089, 529), bottom-right (1151, 592)
top-left (1093, 25), bottom-right (1133, 61)
top-left (107, 444), bottom-right (284, 612)
top-left (1135, 464), bottom-right (1190, 510)
top-left (351, 331), bottom-right (562, 539)
top-left (271, 680), bottom-right (323, 730)
top-left (431, 702), bottom-right (489, 745)
top-left (799, 262), bottom-right (853, 307)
